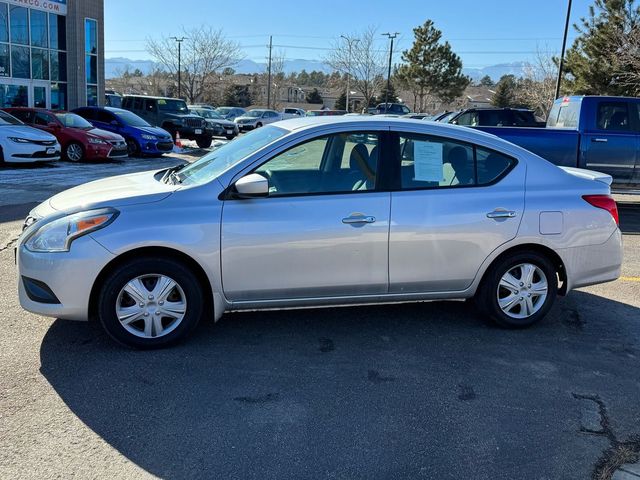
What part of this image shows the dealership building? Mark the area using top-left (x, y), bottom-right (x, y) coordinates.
top-left (0, 0), bottom-right (104, 111)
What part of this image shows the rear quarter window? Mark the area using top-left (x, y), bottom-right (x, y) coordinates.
top-left (476, 147), bottom-right (516, 184)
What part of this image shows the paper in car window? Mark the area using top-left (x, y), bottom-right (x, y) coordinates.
top-left (158, 99), bottom-right (166, 105)
top-left (413, 141), bottom-right (444, 182)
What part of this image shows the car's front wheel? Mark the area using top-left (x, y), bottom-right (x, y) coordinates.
top-left (196, 135), bottom-right (212, 148)
top-left (476, 251), bottom-right (557, 328)
top-left (97, 257), bottom-right (204, 348)
top-left (126, 138), bottom-right (140, 156)
top-left (65, 142), bottom-right (84, 162)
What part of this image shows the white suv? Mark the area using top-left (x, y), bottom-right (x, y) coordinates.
top-left (0, 110), bottom-right (60, 164)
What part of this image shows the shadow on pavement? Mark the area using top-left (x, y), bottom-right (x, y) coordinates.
top-left (39, 291), bottom-right (640, 479)
top-left (0, 202), bottom-right (38, 222)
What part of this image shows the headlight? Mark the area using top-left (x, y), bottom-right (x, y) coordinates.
top-left (24, 208), bottom-right (118, 253)
top-left (9, 137), bottom-right (32, 143)
top-left (141, 134), bottom-right (157, 140)
top-left (88, 137), bottom-right (107, 144)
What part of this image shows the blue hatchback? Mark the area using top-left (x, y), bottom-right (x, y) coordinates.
top-left (72, 107), bottom-right (174, 156)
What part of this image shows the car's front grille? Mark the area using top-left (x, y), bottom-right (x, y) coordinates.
top-left (108, 139), bottom-right (127, 149)
top-left (184, 118), bottom-right (204, 128)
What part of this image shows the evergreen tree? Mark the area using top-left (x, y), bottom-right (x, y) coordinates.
top-left (478, 75), bottom-right (494, 87)
top-left (398, 20), bottom-right (470, 110)
top-left (334, 90), bottom-right (347, 110)
top-left (564, 0), bottom-right (640, 95)
top-left (492, 75), bottom-right (517, 107)
top-left (306, 88), bottom-right (323, 104)
top-left (223, 84), bottom-right (252, 107)
top-left (377, 82), bottom-right (399, 105)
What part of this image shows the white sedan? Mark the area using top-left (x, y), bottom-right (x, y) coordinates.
top-left (16, 117), bottom-right (622, 348)
top-left (234, 109), bottom-right (282, 131)
top-left (0, 110), bottom-right (60, 163)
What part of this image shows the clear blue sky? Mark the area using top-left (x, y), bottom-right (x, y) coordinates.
top-left (104, 0), bottom-right (593, 68)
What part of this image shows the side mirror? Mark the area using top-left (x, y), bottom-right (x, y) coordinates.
top-left (234, 173), bottom-right (269, 198)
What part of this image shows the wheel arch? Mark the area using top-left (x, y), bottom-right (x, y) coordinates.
top-left (88, 246), bottom-right (216, 322)
top-left (477, 243), bottom-right (567, 296)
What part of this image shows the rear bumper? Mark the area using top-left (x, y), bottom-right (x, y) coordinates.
top-left (561, 228), bottom-right (623, 291)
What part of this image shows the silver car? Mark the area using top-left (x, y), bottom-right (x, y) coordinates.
top-left (16, 117), bottom-right (622, 348)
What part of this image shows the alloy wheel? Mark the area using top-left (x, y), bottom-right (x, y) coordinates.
top-left (115, 274), bottom-right (187, 339)
top-left (66, 143), bottom-right (83, 162)
top-left (496, 263), bottom-right (548, 319)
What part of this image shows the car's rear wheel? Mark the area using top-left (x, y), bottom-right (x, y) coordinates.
top-left (65, 142), bottom-right (84, 162)
top-left (476, 251), bottom-right (557, 328)
top-left (126, 138), bottom-right (140, 156)
top-left (196, 135), bottom-right (212, 148)
top-left (97, 257), bottom-right (204, 349)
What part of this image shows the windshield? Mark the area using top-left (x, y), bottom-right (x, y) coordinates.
top-left (0, 110), bottom-right (22, 125)
top-left (55, 113), bottom-right (93, 129)
top-left (158, 99), bottom-right (188, 112)
top-left (439, 112), bottom-right (459, 123)
top-left (192, 109), bottom-right (223, 120)
top-left (111, 109), bottom-right (150, 127)
top-left (244, 110), bottom-right (263, 118)
top-left (175, 126), bottom-right (287, 185)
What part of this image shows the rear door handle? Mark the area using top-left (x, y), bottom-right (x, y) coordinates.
top-left (592, 138), bottom-right (608, 143)
top-left (486, 210), bottom-right (516, 219)
top-left (342, 215), bottom-right (376, 224)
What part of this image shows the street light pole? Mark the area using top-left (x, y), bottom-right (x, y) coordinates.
top-left (554, 0), bottom-right (572, 100)
top-left (170, 37), bottom-right (185, 98)
top-left (382, 32), bottom-right (399, 114)
top-left (340, 35), bottom-right (359, 112)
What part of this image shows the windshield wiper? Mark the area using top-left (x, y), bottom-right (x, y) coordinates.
top-left (162, 163), bottom-right (187, 184)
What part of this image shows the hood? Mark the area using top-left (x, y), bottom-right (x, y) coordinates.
top-left (1, 125), bottom-right (57, 141)
top-left (215, 118), bottom-right (236, 127)
top-left (47, 169), bottom-right (179, 212)
top-left (87, 127), bottom-right (125, 141)
top-left (136, 125), bottom-right (172, 138)
top-left (235, 116), bottom-right (258, 122)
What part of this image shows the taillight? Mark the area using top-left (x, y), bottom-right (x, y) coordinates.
top-left (582, 194), bottom-right (619, 226)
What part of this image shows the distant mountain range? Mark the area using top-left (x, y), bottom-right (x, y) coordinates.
top-left (105, 57), bottom-right (528, 82)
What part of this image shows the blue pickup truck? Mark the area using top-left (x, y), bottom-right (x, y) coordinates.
top-left (475, 96), bottom-right (640, 188)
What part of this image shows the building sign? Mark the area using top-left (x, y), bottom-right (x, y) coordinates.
top-left (6, 0), bottom-right (67, 15)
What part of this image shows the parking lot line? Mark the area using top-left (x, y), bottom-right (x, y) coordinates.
top-left (620, 276), bottom-right (640, 282)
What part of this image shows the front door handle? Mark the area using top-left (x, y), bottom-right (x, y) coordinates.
top-left (342, 215), bottom-right (376, 224)
top-left (487, 210), bottom-right (516, 219)
top-left (592, 138), bottom-right (608, 143)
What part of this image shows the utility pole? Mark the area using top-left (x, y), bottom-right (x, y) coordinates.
top-left (170, 36), bottom-right (185, 98)
top-left (382, 32), bottom-right (399, 113)
top-left (554, 0), bottom-right (572, 100)
top-left (267, 35), bottom-right (273, 109)
top-left (340, 35), bottom-right (359, 112)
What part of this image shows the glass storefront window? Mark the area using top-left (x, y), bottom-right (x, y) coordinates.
top-left (0, 3), bottom-right (8, 43)
top-left (86, 54), bottom-right (97, 84)
top-left (11, 45), bottom-right (29, 79)
top-left (0, 84), bottom-right (28, 108)
top-left (30, 10), bottom-right (47, 48)
top-left (51, 82), bottom-right (67, 110)
top-left (49, 14), bottom-right (65, 50)
top-left (32, 48), bottom-right (49, 80)
top-left (34, 86), bottom-right (46, 108)
top-left (0, 43), bottom-right (8, 77)
top-left (9, 6), bottom-right (28, 45)
top-left (87, 85), bottom-right (98, 106)
top-left (85, 19), bottom-right (97, 54)
top-left (50, 51), bottom-right (66, 81)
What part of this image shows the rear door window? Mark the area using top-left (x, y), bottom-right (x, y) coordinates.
top-left (597, 102), bottom-right (630, 131)
top-left (548, 100), bottom-right (580, 128)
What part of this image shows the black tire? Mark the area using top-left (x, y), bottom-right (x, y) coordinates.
top-left (164, 125), bottom-right (177, 141)
top-left (256, 122), bottom-right (263, 128)
top-left (64, 142), bottom-right (84, 162)
top-left (475, 251), bottom-right (557, 329)
top-left (196, 135), bottom-right (212, 148)
top-left (225, 134), bottom-right (235, 140)
top-left (126, 138), bottom-right (140, 156)
top-left (97, 257), bottom-right (204, 349)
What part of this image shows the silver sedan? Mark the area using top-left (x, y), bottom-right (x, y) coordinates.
top-left (16, 117), bottom-right (622, 348)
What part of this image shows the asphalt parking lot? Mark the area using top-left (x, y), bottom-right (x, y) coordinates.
top-left (0, 154), bottom-right (639, 479)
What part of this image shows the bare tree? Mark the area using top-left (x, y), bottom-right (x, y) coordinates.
top-left (612, 24), bottom-right (640, 95)
top-left (517, 47), bottom-right (559, 118)
top-left (325, 26), bottom-right (385, 109)
top-left (146, 26), bottom-right (242, 103)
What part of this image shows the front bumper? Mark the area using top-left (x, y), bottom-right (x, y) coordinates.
top-left (236, 122), bottom-right (256, 131)
top-left (16, 234), bottom-right (115, 321)
top-left (6, 141), bottom-right (60, 163)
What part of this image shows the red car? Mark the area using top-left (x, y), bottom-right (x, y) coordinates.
top-left (4, 108), bottom-right (128, 162)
